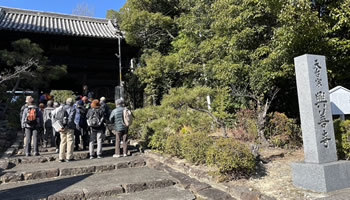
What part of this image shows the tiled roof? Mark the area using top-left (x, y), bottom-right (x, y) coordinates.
top-left (0, 7), bottom-right (121, 39)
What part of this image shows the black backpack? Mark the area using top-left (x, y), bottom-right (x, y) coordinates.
top-left (44, 107), bottom-right (54, 128)
top-left (87, 109), bottom-right (101, 128)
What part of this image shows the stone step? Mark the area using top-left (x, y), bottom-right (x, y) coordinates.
top-left (8, 145), bottom-right (141, 165)
top-left (101, 185), bottom-right (196, 200)
top-left (0, 167), bottom-right (178, 200)
top-left (0, 156), bottom-right (146, 184)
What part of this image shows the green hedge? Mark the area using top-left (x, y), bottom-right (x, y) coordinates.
top-left (206, 138), bottom-right (256, 179)
top-left (334, 119), bottom-right (350, 160)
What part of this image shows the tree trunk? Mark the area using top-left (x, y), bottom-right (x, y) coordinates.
top-left (0, 77), bottom-right (21, 120)
top-left (256, 99), bottom-right (269, 146)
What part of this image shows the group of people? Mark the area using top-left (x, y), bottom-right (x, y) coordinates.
top-left (20, 93), bottom-right (129, 162)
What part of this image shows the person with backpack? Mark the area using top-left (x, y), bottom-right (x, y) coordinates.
top-left (43, 100), bottom-right (55, 148)
top-left (52, 98), bottom-right (76, 162)
top-left (52, 102), bottom-right (61, 153)
top-left (20, 98), bottom-right (29, 150)
top-left (37, 103), bottom-right (45, 147)
top-left (21, 96), bottom-right (42, 156)
top-left (74, 100), bottom-right (89, 151)
top-left (86, 99), bottom-right (105, 159)
top-left (62, 98), bottom-right (76, 162)
top-left (109, 99), bottom-right (132, 158)
top-left (99, 97), bottom-right (110, 136)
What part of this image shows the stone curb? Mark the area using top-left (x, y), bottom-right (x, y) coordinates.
top-left (145, 151), bottom-right (275, 200)
top-left (146, 156), bottom-right (235, 200)
top-left (7, 146), bottom-right (141, 166)
top-left (0, 158), bottom-right (146, 184)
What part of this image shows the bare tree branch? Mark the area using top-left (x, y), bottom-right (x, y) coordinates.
top-left (72, 2), bottom-right (95, 17)
top-left (0, 59), bottom-right (38, 84)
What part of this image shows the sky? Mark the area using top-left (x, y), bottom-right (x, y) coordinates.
top-left (0, 0), bottom-right (126, 18)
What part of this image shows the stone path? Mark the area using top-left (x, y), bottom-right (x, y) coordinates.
top-left (0, 142), bottom-right (235, 200)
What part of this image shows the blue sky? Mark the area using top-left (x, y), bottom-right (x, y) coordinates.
top-left (0, 0), bottom-right (126, 18)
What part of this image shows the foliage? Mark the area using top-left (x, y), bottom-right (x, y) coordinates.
top-left (50, 90), bottom-right (75, 104)
top-left (180, 131), bottom-right (212, 164)
top-left (229, 108), bottom-right (257, 142)
top-left (114, 0), bottom-right (350, 148)
top-left (106, 9), bottom-right (120, 20)
top-left (265, 112), bottom-right (302, 148)
top-left (206, 137), bottom-right (256, 180)
top-left (0, 39), bottom-right (67, 90)
top-left (334, 119), bottom-right (350, 160)
top-left (165, 133), bottom-right (183, 158)
top-left (5, 95), bottom-right (26, 129)
top-left (106, 102), bottom-right (116, 111)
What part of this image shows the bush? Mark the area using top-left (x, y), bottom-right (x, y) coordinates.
top-left (50, 90), bottom-right (75, 104)
top-left (165, 133), bottom-right (183, 157)
top-left (206, 138), bottom-right (256, 180)
top-left (5, 95), bottom-right (25, 129)
top-left (265, 112), bottom-right (302, 148)
top-left (230, 108), bottom-right (257, 142)
top-left (334, 119), bottom-right (350, 160)
top-left (106, 102), bottom-right (115, 111)
top-left (180, 131), bottom-right (212, 164)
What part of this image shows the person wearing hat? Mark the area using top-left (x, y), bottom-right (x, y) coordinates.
top-left (20, 96), bottom-right (30, 150)
top-left (21, 96), bottom-right (42, 156)
top-left (109, 99), bottom-right (128, 158)
top-left (74, 100), bottom-right (88, 150)
top-left (86, 99), bottom-right (105, 159)
top-left (52, 98), bottom-right (76, 162)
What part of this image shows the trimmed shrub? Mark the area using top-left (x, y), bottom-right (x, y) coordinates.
top-left (265, 112), bottom-right (302, 148)
top-left (165, 133), bottom-right (183, 157)
top-left (206, 138), bottom-right (256, 180)
top-left (148, 119), bottom-right (171, 151)
top-left (50, 90), bottom-right (75, 104)
top-left (180, 132), bottom-right (212, 164)
top-left (334, 119), bottom-right (350, 160)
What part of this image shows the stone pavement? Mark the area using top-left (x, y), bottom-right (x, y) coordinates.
top-left (0, 142), bottom-right (236, 200)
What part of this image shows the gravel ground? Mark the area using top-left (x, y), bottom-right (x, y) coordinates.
top-left (232, 148), bottom-right (331, 200)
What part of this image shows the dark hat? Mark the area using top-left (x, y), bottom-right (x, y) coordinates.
top-left (77, 100), bottom-right (84, 106)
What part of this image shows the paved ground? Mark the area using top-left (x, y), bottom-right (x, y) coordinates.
top-left (0, 167), bottom-right (178, 200)
top-left (0, 143), bottom-right (236, 200)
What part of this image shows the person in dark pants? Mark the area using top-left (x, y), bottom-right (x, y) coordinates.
top-left (109, 99), bottom-right (128, 158)
top-left (74, 100), bottom-right (88, 150)
top-left (43, 100), bottom-right (55, 147)
top-left (21, 96), bottom-right (42, 156)
top-left (86, 99), bottom-right (105, 159)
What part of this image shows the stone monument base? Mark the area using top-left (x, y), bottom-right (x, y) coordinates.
top-left (291, 160), bottom-right (350, 192)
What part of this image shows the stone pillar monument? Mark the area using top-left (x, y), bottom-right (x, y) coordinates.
top-left (291, 54), bottom-right (350, 192)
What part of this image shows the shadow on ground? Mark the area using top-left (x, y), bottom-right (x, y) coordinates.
top-left (0, 173), bottom-right (92, 200)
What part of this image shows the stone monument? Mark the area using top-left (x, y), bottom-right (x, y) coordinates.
top-left (291, 54), bottom-right (350, 192)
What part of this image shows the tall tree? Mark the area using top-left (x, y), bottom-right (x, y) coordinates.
top-left (0, 39), bottom-right (67, 118)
